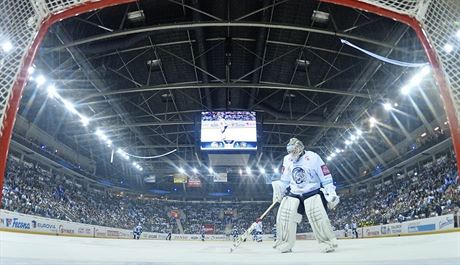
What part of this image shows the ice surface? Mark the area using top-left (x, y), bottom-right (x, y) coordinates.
top-left (1, 231), bottom-right (459, 265)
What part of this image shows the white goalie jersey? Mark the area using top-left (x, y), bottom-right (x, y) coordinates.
top-left (279, 151), bottom-right (333, 195)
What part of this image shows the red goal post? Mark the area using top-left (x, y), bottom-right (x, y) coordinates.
top-left (0, 0), bottom-right (459, 206)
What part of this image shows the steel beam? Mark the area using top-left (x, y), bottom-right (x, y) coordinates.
top-left (78, 82), bottom-right (372, 102)
top-left (51, 21), bottom-right (406, 52)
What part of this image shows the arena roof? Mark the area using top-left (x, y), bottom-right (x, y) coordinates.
top-left (16, 0), bottom-right (447, 198)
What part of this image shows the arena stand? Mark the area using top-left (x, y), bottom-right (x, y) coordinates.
top-left (2, 153), bottom-right (459, 235)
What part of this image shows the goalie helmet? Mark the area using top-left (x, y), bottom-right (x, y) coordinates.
top-left (286, 138), bottom-right (304, 161)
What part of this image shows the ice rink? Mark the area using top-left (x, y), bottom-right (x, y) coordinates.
top-left (1, 231), bottom-right (459, 265)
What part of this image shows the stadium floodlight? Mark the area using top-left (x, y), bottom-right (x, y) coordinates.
top-left (192, 168), bottom-right (198, 174)
top-left (421, 132), bottom-right (427, 137)
top-left (369, 117), bottom-right (377, 127)
top-left (246, 166), bottom-right (251, 175)
top-left (414, 172), bottom-right (418, 176)
top-left (95, 129), bottom-right (104, 137)
top-left (456, 29), bottom-right (460, 40)
top-left (139, 167), bottom-right (143, 171)
top-left (383, 102), bottom-right (393, 111)
top-left (28, 66), bottom-right (35, 75)
top-left (327, 156), bottom-right (332, 161)
top-left (434, 127), bottom-right (440, 131)
top-left (208, 167), bottom-right (214, 174)
top-left (419, 65), bottom-right (431, 77)
top-left (335, 148), bottom-right (341, 153)
top-left (345, 140), bottom-right (351, 146)
top-left (239, 168), bottom-right (243, 175)
top-left (393, 103), bottom-right (399, 107)
top-left (273, 166), bottom-right (279, 174)
top-left (117, 148), bottom-right (124, 154)
top-left (401, 85), bottom-right (410, 95)
top-left (408, 75), bottom-right (422, 87)
top-left (331, 153), bottom-right (336, 158)
top-left (35, 74), bottom-right (46, 87)
top-left (356, 129), bottom-right (363, 136)
top-left (259, 167), bottom-right (266, 174)
top-left (133, 162), bottom-right (138, 167)
top-left (47, 84), bottom-right (59, 98)
top-left (95, 129), bottom-right (109, 141)
top-left (80, 115), bottom-right (89, 126)
top-left (178, 167), bottom-right (185, 174)
top-left (443, 43), bottom-right (454, 53)
top-left (1, 40), bottom-right (13, 52)
top-left (106, 139), bottom-right (112, 147)
top-left (62, 99), bottom-right (77, 114)
top-left (350, 135), bottom-right (357, 141)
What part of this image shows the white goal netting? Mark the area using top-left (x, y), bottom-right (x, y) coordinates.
top-left (0, 0), bottom-right (459, 148)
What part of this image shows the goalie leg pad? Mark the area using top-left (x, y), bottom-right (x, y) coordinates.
top-left (275, 196), bottom-right (302, 253)
top-left (304, 194), bottom-right (337, 250)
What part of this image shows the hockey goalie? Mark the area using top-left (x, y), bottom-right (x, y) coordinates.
top-left (272, 138), bottom-right (339, 253)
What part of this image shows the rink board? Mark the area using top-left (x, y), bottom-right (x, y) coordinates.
top-left (0, 210), bottom-right (456, 241)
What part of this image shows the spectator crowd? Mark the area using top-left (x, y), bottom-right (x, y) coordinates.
top-left (2, 154), bottom-right (459, 234)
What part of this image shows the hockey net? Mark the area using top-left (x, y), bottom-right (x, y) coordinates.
top-left (0, 0), bottom-right (459, 201)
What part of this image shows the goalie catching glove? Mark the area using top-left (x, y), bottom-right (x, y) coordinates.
top-left (320, 184), bottom-right (340, 210)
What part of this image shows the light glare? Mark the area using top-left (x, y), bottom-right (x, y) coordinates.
top-left (259, 167), bottom-right (266, 174)
top-left (80, 115), bottom-right (89, 126)
top-left (420, 65), bottom-right (431, 77)
top-left (62, 99), bottom-right (77, 114)
top-left (47, 85), bottom-right (58, 98)
top-left (1, 41), bottom-right (13, 52)
top-left (246, 167), bottom-right (251, 175)
top-left (443, 43), bottom-right (454, 53)
top-left (36, 75), bottom-right (46, 87)
top-left (401, 86), bottom-right (410, 95)
top-left (383, 102), bottom-right (392, 111)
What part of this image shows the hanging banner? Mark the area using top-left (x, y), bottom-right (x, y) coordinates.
top-left (144, 175), bottom-right (156, 183)
top-left (187, 177), bottom-right (202, 188)
top-left (173, 173), bottom-right (187, 183)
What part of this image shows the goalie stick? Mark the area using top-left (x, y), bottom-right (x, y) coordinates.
top-left (230, 201), bottom-right (278, 253)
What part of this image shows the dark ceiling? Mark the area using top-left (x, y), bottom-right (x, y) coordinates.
top-left (14, 0), bottom-right (446, 199)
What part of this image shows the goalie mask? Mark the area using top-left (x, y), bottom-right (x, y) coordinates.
top-left (286, 138), bottom-right (304, 161)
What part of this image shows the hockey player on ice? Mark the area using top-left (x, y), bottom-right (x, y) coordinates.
top-left (352, 221), bottom-right (358, 238)
top-left (200, 225), bottom-right (206, 242)
top-left (232, 226), bottom-right (239, 242)
top-left (254, 218), bottom-right (263, 242)
top-left (271, 138), bottom-right (340, 253)
top-left (133, 223), bottom-right (142, 240)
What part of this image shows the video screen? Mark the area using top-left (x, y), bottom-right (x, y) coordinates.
top-left (200, 111), bottom-right (257, 150)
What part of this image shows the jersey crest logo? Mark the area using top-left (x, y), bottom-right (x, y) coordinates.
top-left (292, 167), bottom-right (312, 184)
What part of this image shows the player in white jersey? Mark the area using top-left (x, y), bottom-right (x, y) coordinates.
top-left (344, 223), bottom-right (350, 237)
top-left (352, 222), bottom-right (358, 238)
top-left (133, 223), bottom-right (142, 240)
top-left (254, 218), bottom-right (263, 242)
top-left (272, 138), bottom-right (340, 253)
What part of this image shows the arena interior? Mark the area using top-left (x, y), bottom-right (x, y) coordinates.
top-left (0, 0), bottom-right (459, 264)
